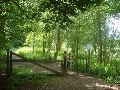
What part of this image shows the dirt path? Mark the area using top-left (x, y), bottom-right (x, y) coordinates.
top-left (12, 55), bottom-right (55, 74)
top-left (40, 62), bottom-right (62, 72)
top-left (12, 54), bottom-right (22, 60)
top-left (16, 74), bottom-right (119, 90)
top-left (13, 62), bottom-right (55, 74)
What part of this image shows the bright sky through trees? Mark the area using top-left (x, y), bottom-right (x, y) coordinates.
top-left (107, 17), bottom-right (120, 35)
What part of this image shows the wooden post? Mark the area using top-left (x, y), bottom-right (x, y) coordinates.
top-left (62, 51), bottom-right (67, 75)
top-left (63, 55), bottom-right (67, 75)
top-left (79, 58), bottom-right (81, 70)
top-left (10, 51), bottom-right (12, 75)
top-left (86, 58), bottom-right (88, 72)
top-left (86, 50), bottom-right (91, 73)
top-left (75, 57), bottom-right (79, 73)
top-left (6, 49), bottom-right (10, 77)
top-left (115, 60), bottom-right (118, 76)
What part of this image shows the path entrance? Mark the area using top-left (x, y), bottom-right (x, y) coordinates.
top-left (12, 53), bottom-right (60, 75)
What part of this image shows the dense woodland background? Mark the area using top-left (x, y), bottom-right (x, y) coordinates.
top-left (0, 0), bottom-right (120, 85)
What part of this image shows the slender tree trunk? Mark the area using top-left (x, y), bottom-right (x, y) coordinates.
top-left (75, 36), bottom-right (79, 72)
top-left (54, 28), bottom-right (60, 61)
top-left (47, 32), bottom-right (51, 60)
top-left (96, 10), bottom-right (103, 63)
top-left (42, 32), bottom-right (45, 54)
top-left (33, 32), bottom-right (35, 53)
top-left (93, 27), bottom-right (97, 56)
top-left (103, 26), bottom-right (108, 64)
top-left (98, 30), bottom-right (103, 63)
top-left (75, 22), bottom-right (80, 72)
top-left (0, 16), bottom-right (6, 49)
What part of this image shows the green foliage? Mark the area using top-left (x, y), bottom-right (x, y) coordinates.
top-left (16, 47), bottom-right (51, 61)
top-left (0, 50), bottom-right (6, 58)
top-left (76, 57), bottom-right (120, 83)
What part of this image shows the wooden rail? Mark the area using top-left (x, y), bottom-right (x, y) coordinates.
top-left (1, 50), bottom-right (75, 78)
top-left (11, 51), bottom-right (63, 76)
top-left (31, 61), bottom-right (63, 76)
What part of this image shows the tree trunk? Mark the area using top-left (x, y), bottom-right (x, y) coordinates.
top-left (42, 32), bottom-right (45, 54)
top-left (33, 32), bottom-right (35, 54)
top-left (47, 32), bottom-right (52, 60)
top-left (54, 28), bottom-right (60, 61)
top-left (96, 10), bottom-right (103, 63)
top-left (103, 26), bottom-right (108, 64)
top-left (75, 22), bottom-right (80, 72)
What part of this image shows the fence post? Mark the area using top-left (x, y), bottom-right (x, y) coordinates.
top-left (10, 51), bottom-right (12, 75)
top-left (6, 49), bottom-right (10, 78)
top-left (62, 51), bottom-right (67, 75)
top-left (88, 50), bottom-right (91, 74)
top-left (86, 58), bottom-right (88, 72)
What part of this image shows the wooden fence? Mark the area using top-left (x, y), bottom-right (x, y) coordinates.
top-left (6, 49), bottom-right (12, 78)
top-left (1, 49), bottom-right (77, 78)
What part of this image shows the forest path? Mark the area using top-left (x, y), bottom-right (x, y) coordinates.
top-left (12, 54), bottom-right (55, 74)
top-left (11, 55), bottom-right (119, 90)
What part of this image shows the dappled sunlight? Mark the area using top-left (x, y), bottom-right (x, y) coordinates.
top-left (16, 47), bottom-right (33, 54)
top-left (95, 83), bottom-right (118, 90)
top-left (67, 71), bottom-right (76, 75)
top-left (85, 83), bottom-right (118, 90)
top-left (85, 85), bottom-right (94, 90)
top-left (57, 64), bottom-right (61, 67)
